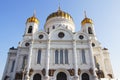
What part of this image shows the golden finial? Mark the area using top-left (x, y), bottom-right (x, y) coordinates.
top-left (84, 11), bottom-right (87, 18)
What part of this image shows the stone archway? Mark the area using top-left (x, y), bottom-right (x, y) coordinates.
top-left (57, 72), bottom-right (67, 80)
top-left (82, 73), bottom-right (89, 80)
top-left (33, 73), bottom-right (41, 80)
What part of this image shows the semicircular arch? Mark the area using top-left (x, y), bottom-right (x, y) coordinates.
top-left (49, 27), bottom-right (73, 40)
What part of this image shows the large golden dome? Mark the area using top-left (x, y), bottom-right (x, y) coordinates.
top-left (81, 17), bottom-right (93, 25)
top-left (46, 9), bottom-right (73, 21)
top-left (26, 15), bottom-right (39, 24)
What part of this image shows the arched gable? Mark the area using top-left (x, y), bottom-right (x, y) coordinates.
top-left (49, 27), bottom-right (73, 40)
top-left (33, 31), bottom-right (48, 40)
top-left (20, 40), bottom-right (31, 47)
top-left (74, 31), bottom-right (89, 41)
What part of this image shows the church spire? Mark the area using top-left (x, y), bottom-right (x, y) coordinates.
top-left (84, 11), bottom-right (87, 18)
top-left (26, 10), bottom-right (39, 24)
top-left (33, 10), bottom-right (36, 17)
top-left (58, 1), bottom-right (61, 11)
top-left (81, 11), bottom-right (93, 26)
top-left (58, 4), bottom-right (61, 11)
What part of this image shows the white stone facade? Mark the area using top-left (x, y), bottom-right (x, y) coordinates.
top-left (2, 9), bottom-right (114, 80)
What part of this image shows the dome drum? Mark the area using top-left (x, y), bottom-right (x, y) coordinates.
top-left (44, 9), bottom-right (75, 32)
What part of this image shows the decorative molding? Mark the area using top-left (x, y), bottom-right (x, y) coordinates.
top-left (15, 72), bottom-right (22, 79)
top-left (107, 74), bottom-right (113, 78)
top-left (96, 70), bottom-right (105, 78)
top-left (68, 69), bottom-right (74, 76)
top-left (89, 68), bottom-right (94, 75)
top-left (29, 68), bottom-right (34, 76)
top-left (42, 68), bottom-right (46, 76)
top-left (78, 68), bottom-right (81, 75)
top-left (49, 69), bottom-right (56, 76)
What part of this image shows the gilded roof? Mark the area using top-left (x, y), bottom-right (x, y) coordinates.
top-left (46, 9), bottom-right (73, 21)
top-left (26, 16), bottom-right (39, 24)
top-left (81, 17), bottom-right (93, 26)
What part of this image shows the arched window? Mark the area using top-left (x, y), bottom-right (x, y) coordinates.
top-left (57, 72), bottom-right (67, 80)
top-left (55, 49), bottom-right (69, 64)
top-left (33, 74), bottom-right (41, 80)
top-left (60, 49), bottom-right (63, 64)
top-left (65, 49), bottom-right (68, 64)
top-left (11, 60), bottom-right (15, 72)
top-left (88, 27), bottom-right (93, 34)
top-left (82, 49), bottom-right (86, 64)
top-left (37, 50), bottom-right (41, 64)
top-left (82, 73), bottom-right (89, 80)
top-left (55, 50), bottom-right (59, 64)
top-left (28, 26), bottom-right (32, 33)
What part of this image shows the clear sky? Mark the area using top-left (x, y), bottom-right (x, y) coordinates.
top-left (0, 0), bottom-right (120, 79)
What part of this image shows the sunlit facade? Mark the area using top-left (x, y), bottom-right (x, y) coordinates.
top-left (2, 8), bottom-right (114, 80)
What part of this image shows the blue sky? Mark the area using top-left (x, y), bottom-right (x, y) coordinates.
top-left (0, 0), bottom-right (120, 79)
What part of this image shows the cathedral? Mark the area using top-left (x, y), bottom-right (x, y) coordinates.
top-left (2, 7), bottom-right (114, 80)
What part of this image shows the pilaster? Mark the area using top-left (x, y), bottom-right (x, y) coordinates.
top-left (88, 39), bottom-right (98, 80)
top-left (25, 41), bottom-right (33, 80)
top-left (73, 40), bottom-right (79, 80)
top-left (45, 40), bottom-right (50, 80)
top-left (12, 50), bottom-right (20, 80)
top-left (100, 50), bottom-right (108, 78)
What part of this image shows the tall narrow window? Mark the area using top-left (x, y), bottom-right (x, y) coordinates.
top-left (60, 49), bottom-right (63, 64)
top-left (82, 49), bottom-right (86, 64)
top-left (65, 49), bottom-right (68, 64)
top-left (94, 56), bottom-right (97, 67)
top-left (22, 56), bottom-right (27, 69)
top-left (88, 27), bottom-right (93, 34)
top-left (37, 50), bottom-right (41, 64)
top-left (55, 49), bottom-right (69, 64)
top-left (53, 26), bottom-right (55, 29)
top-left (47, 28), bottom-right (49, 34)
top-left (55, 50), bottom-right (59, 64)
top-left (28, 26), bottom-right (32, 33)
top-left (11, 60), bottom-right (15, 72)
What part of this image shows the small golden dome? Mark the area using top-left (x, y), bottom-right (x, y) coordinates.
top-left (26, 15), bottom-right (39, 24)
top-left (81, 17), bottom-right (93, 25)
top-left (81, 11), bottom-right (93, 26)
top-left (46, 9), bottom-right (73, 21)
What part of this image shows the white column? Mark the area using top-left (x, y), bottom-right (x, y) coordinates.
top-left (25, 42), bottom-right (33, 80)
top-left (88, 39), bottom-right (98, 80)
top-left (73, 40), bottom-right (79, 80)
top-left (11, 50), bottom-right (20, 80)
top-left (100, 51), bottom-right (107, 78)
top-left (45, 40), bottom-right (50, 80)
